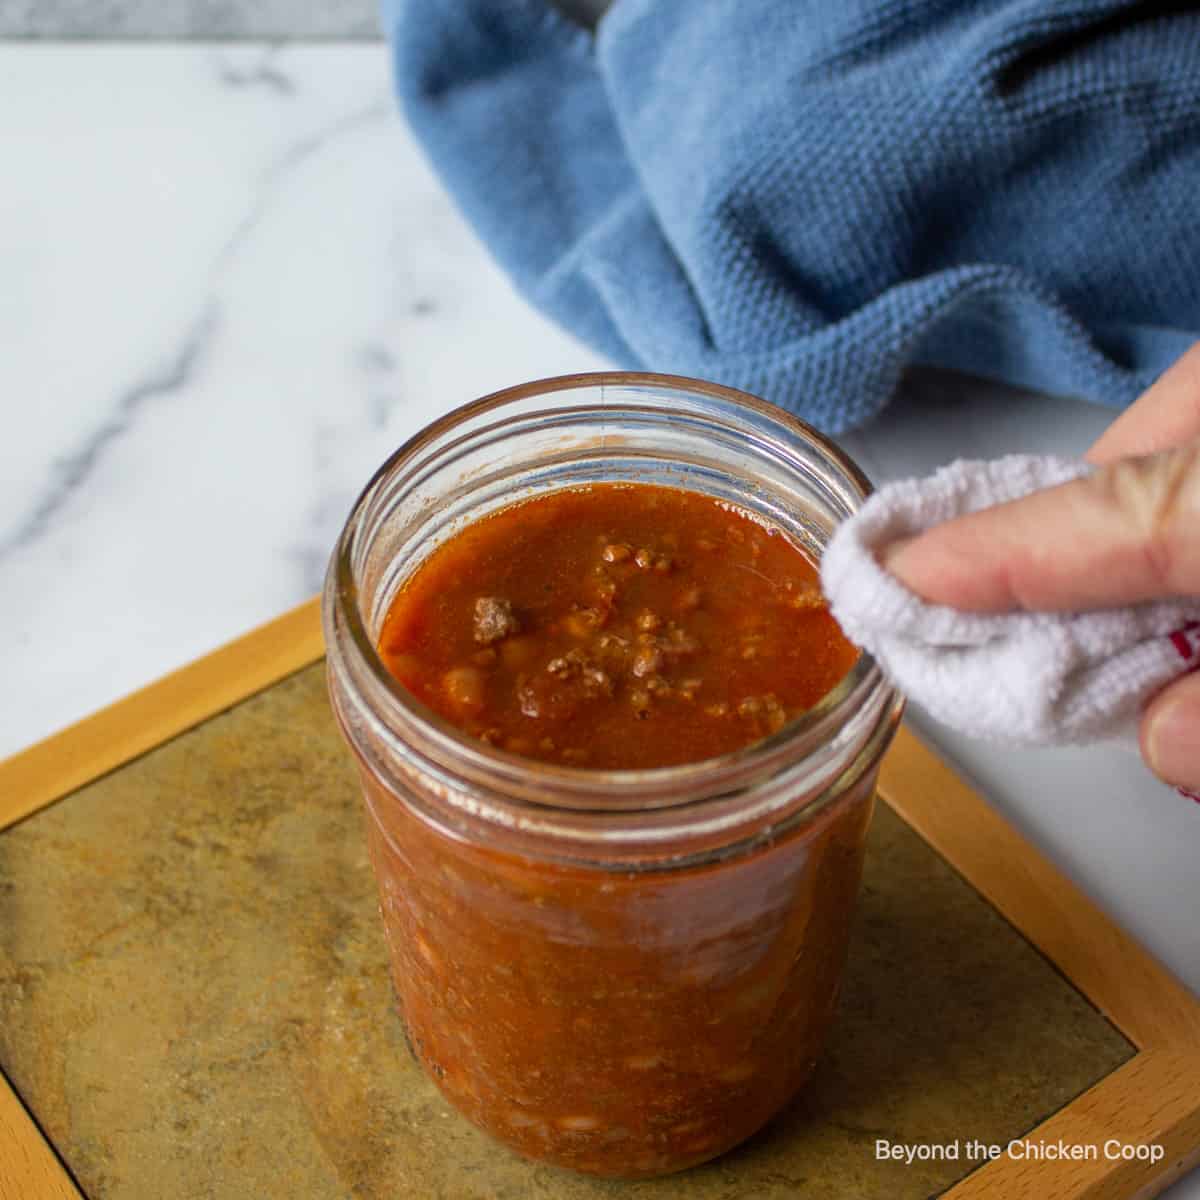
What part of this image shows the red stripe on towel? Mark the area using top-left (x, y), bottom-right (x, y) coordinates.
top-left (1168, 622), bottom-right (1200, 663)
top-left (1164, 626), bottom-right (1200, 803)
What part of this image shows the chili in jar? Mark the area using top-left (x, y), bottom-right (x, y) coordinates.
top-left (324, 373), bottom-right (902, 1179)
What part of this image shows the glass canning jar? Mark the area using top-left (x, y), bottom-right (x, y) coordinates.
top-left (323, 373), bottom-right (903, 1178)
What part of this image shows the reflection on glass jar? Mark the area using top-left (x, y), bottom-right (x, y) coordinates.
top-left (324, 373), bottom-right (903, 1178)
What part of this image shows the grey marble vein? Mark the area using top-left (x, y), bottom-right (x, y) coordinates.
top-left (218, 98), bottom-right (391, 264)
top-left (289, 423), bottom-right (346, 594)
top-left (216, 48), bottom-right (295, 94)
top-left (0, 308), bottom-right (219, 557)
top-left (0, 0), bottom-right (380, 38)
top-left (1, 96), bottom-right (396, 562)
top-left (0, 0), bottom-right (616, 39)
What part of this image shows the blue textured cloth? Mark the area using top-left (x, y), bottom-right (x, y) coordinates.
top-left (385, 0), bottom-right (1200, 433)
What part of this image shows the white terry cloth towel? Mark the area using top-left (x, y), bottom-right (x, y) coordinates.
top-left (820, 455), bottom-right (1200, 745)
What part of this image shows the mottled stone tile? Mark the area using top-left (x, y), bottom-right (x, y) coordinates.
top-left (0, 663), bottom-right (1133, 1198)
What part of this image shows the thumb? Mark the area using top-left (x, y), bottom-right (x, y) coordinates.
top-left (1142, 671), bottom-right (1200, 792)
top-left (881, 444), bottom-right (1200, 613)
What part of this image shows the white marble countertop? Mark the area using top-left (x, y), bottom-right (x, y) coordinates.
top-left (3, 42), bottom-right (1196, 1197)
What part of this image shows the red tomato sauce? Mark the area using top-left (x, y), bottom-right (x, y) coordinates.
top-left (378, 483), bottom-right (858, 769)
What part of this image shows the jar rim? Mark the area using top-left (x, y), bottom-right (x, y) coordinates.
top-left (327, 371), bottom-right (897, 814)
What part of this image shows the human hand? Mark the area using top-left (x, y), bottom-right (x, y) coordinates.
top-left (880, 343), bottom-right (1200, 792)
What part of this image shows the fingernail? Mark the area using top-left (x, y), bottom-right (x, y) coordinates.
top-left (1144, 697), bottom-right (1200, 790)
top-left (877, 536), bottom-right (916, 577)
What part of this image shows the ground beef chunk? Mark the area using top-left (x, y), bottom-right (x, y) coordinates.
top-left (474, 596), bottom-right (520, 645)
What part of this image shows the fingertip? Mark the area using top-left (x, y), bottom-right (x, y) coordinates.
top-left (877, 534), bottom-right (951, 604)
top-left (877, 529), bottom-right (1010, 611)
top-left (877, 535), bottom-right (917, 581)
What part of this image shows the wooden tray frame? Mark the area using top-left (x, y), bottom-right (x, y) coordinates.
top-left (2, 598), bottom-right (1198, 1200)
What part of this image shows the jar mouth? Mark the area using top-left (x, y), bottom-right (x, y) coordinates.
top-left (327, 371), bottom-right (896, 814)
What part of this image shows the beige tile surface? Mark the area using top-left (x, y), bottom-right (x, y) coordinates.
top-left (0, 664), bottom-right (1132, 1199)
